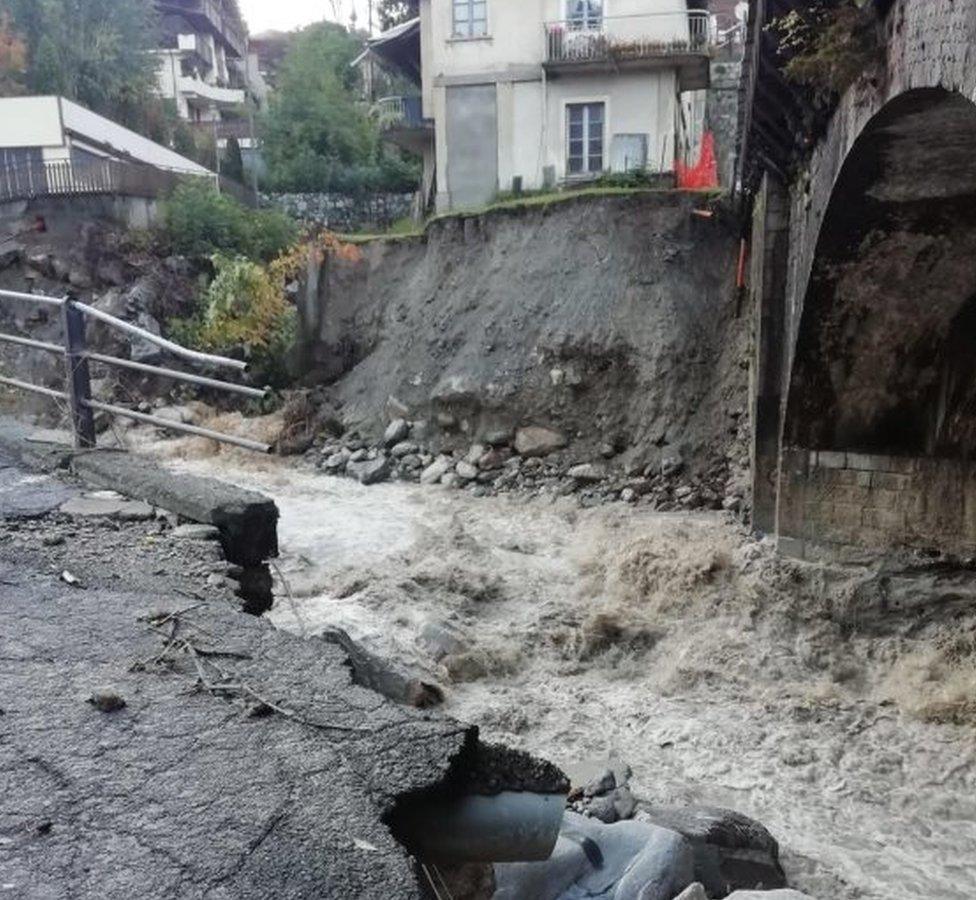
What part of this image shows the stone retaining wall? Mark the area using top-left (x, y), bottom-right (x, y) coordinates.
top-left (779, 448), bottom-right (976, 559)
top-left (266, 191), bottom-right (415, 232)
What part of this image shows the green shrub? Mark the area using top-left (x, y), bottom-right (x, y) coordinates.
top-left (771, 0), bottom-right (882, 100)
top-left (169, 255), bottom-right (296, 387)
top-left (161, 180), bottom-right (299, 262)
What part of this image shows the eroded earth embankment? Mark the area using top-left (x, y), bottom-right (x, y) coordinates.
top-left (299, 192), bottom-right (748, 487)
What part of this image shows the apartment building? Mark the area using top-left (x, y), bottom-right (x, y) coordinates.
top-left (152, 0), bottom-right (254, 136)
top-left (365, 0), bottom-right (714, 211)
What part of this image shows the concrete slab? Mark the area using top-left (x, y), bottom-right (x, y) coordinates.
top-left (60, 492), bottom-right (155, 521)
top-left (0, 419), bottom-right (278, 568)
top-left (72, 450), bottom-right (278, 566)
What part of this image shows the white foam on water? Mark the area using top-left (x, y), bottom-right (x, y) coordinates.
top-left (167, 452), bottom-right (976, 900)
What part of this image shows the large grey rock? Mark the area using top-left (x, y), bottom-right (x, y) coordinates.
top-left (455, 461), bottom-right (479, 481)
top-left (390, 441), bottom-right (418, 458)
top-left (383, 418), bottom-right (410, 447)
top-left (495, 811), bottom-right (695, 900)
top-left (420, 456), bottom-right (454, 485)
top-left (348, 456), bottom-right (392, 485)
top-left (322, 451), bottom-right (348, 472)
top-left (418, 620), bottom-right (469, 661)
top-left (129, 312), bottom-right (164, 364)
top-left (0, 240), bottom-right (23, 269)
top-left (636, 805), bottom-right (786, 896)
top-left (515, 426), bottom-right (567, 458)
top-left (568, 463), bottom-right (607, 483)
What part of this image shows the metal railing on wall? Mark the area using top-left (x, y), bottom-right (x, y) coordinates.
top-left (0, 288), bottom-right (271, 453)
top-left (0, 158), bottom-right (259, 208)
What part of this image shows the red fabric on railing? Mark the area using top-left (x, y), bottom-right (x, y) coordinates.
top-left (677, 131), bottom-right (719, 190)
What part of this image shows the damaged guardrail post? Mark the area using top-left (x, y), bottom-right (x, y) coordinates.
top-left (1, 287), bottom-right (270, 452)
top-left (60, 295), bottom-right (96, 449)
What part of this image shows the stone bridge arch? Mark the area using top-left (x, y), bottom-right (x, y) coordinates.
top-left (744, 0), bottom-right (976, 557)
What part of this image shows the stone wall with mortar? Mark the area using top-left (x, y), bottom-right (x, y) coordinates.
top-left (266, 192), bottom-right (415, 233)
top-left (707, 58), bottom-right (743, 189)
top-left (778, 448), bottom-right (976, 559)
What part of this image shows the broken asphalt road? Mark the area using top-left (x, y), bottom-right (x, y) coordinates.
top-left (0, 448), bottom-right (477, 899)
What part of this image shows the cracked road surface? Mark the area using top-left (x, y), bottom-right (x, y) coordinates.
top-left (0, 449), bottom-right (471, 899)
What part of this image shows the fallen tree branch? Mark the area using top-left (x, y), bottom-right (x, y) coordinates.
top-left (141, 611), bottom-right (374, 736)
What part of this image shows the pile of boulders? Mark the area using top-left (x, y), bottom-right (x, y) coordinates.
top-left (309, 417), bottom-right (748, 513)
top-left (568, 764), bottom-right (639, 824)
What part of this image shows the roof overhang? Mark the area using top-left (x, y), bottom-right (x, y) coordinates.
top-left (352, 18), bottom-right (421, 86)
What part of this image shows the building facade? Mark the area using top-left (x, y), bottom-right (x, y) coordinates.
top-left (0, 96), bottom-right (212, 176)
top-left (368, 0), bottom-right (714, 212)
top-left (152, 0), bottom-right (254, 132)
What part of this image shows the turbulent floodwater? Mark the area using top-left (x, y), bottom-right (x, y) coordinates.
top-left (164, 450), bottom-right (975, 900)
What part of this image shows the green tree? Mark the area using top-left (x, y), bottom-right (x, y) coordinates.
top-left (378, 0), bottom-right (419, 31)
top-left (0, 0), bottom-right (158, 121)
top-left (260, 20), bottom-right (419, 193)
top-left (260, 21), bottom-right (375, 191)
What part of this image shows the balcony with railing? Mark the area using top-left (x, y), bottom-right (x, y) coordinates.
top-left (0, 158), bottom-right (258, 208)
top-left (374, 96), bottom-right (424, 130)
top-left (178, 75), bottom-right (246, 107)
top-left (544, 10), bottom-right (713, 89)
top-left (372, 96), bottom-right (432, 152)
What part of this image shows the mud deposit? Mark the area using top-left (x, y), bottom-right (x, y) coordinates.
top-left (154, 448), bottom-right (973, 900)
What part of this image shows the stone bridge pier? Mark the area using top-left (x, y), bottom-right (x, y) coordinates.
top-left (742, 0), bottom-right (976, 558)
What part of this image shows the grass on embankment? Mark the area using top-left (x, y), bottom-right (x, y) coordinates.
top-left (340, 186), bottom-right (725, 244)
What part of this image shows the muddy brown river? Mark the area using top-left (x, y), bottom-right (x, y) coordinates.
top-left (164, 452), bottom-right (976, 900)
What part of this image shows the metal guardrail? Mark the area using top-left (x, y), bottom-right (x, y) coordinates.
top-left (0, 288), bottom-right (271, 453)
top-left (544, 10), bottom-right (712, 65)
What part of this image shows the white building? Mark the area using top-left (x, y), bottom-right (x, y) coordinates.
top-left (152, 0), bottom-right (252, 132)
top-left (364, 0), bottom-right (712, 211)
top-left (0, 96), bottom-right (212, 176)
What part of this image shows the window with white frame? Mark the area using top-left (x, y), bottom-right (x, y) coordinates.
top-left (567, 102), bottom-right (604, 175)
top-left (567, 0), bottom-right (603, 30)
top-left (453, 0), bottom-right (487, 37)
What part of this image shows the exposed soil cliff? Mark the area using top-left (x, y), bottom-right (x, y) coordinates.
top-left (300, 192), bottom-right (749, 481)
